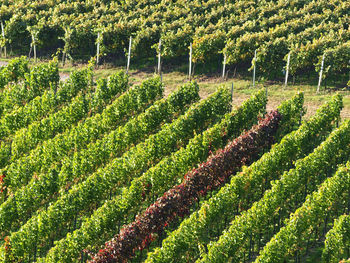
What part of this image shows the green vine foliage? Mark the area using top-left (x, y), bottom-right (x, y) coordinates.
top-left (1, 0), bottom-right (350, 79)
top-left (255, 162), bottom-right (350, 263)
top-left (0, 67), bottom-right (96, 169)
top-left (1, 73), bottom-right (168, 194)
top-left (0, 79), bottom-right (200, 238)
top-left (0, 59), bottom-right (59, 118)
top-left (0, 67), bottom-right (93, 139)
top-left (322, 213), bottom-right (350, 262)
top-left (1, 85), bottom-right (231, 262)
top-left (43, 88), bottom-right (267, 262)
top-left (0, 57), bottom-right (29, 89)
top-left (200, 119), bottom-right (350, 263)
top-left (146, 94), bottom-right (342, 263)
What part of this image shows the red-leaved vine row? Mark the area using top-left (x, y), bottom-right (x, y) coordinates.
top-left (90, 110), bottom-right (282, 263)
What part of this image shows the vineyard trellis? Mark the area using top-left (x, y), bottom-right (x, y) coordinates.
top-left (0, 0), bottom-right (349, 88)
top-left (0, 2), bottom-right (349, 261)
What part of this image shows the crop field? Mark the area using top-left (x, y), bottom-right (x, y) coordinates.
top-left (0, 0), bottom-right (350, 263)
top-left (0, 57), bottom-right (348, 263)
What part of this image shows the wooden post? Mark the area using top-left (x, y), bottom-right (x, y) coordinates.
top-left (230, 82), bottom-right (234, 110)
top-left (157, 39), bottom-right (161, 75)
top-left (96, 32), bottom-right (100, 65)
top-left (126, 36), bottom-right (132, 74)
top-left (317, 53), bottom-right (325, 93)
top-left (189, 43), bottom-right (192, 80)
top-left (28, 44), bottom-right (33, 61)
top-left (231, 82), bottom-right (234, 98)
top-left (1, 21), bottom-right (6, 58)
top-left (222, 53), bottom-right (227, 79)
top-left (253, 50), bottom-right (257, 87)
top-left (285, 52), bottom-right (291, 88)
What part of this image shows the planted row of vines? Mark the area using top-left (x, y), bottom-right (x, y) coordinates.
top-left (1, 0), bottom-right (350, 80)
top-left (0, 57), bottom-right (348, 263)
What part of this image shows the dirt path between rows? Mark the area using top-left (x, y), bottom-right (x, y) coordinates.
top-left (0, 60), bottom-right (8, 67)
top-left (232, 94), bottom-right (350, 120)
top-left (1, 59), bottom-right (349, 120)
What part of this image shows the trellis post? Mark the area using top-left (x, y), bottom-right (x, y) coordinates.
top-left (253, 49), bottom-right (257, 87)
top-left (126, 36), bottom-right (132, 74)
top-left (189, 43), bottom-right (192, 80)
top-left (230, 82), bottom-right (234, 110)
top-left (157, 39), bottom-right (161, 75)
top-left (1, 21), bottom-right (5, 57)
top-left (222, 53), bottom-right (227, 79)
top-left (285, 52), bottom-right (291, 88)
top-left (317, 53), bottom-right (325, 93)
